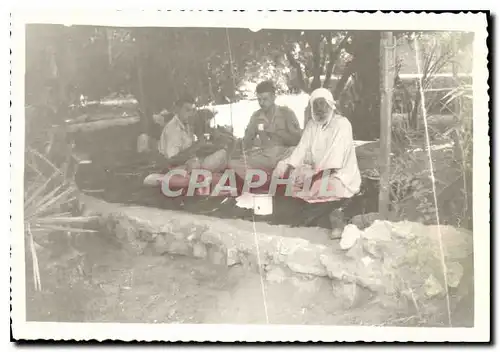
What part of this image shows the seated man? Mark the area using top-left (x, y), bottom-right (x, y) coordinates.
top-left (275, 87), bottom-right (362, 205)
top-left (143, 95), bottom-right (228, 186)
top-left (228, 80), bottom-right (302, 185)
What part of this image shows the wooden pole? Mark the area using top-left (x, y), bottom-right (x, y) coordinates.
top-left (106, 28), bottom-right (113, 67)
top-left (134, 30), bottom-right (151, 134)
top-left (378, 31), bottom-right (396, 219)
top-left (451, 33), bottom-right (460, 118)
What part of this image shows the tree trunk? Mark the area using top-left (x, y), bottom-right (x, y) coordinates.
top-left (105, 28), bottom-right (113, 67)
top-left (285, 51), bottom-right (307, 92)
top-left (309, 33), bottom-right (323, 91)
top-left (132, 30), bottom-right (154, 135)
top-left (348, 31), bottom-right (382, 140)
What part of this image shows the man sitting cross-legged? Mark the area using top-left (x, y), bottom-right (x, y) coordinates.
top-left (227, 80), bottom-right (302, 188)
top-left (143, 94), bottom-right (229, 187)
top-left (274, 88), bottom-right (362, 236)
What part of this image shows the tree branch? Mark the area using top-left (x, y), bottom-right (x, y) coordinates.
top-left (285, 50), bottom-right (307, 92)
top-left (333, 58), bottom-right (355, 100)
top-left (323, 33), bottom-right (350, 89)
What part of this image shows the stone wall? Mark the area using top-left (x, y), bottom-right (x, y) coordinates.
top-left (81, 195), bottom-right (474, 316)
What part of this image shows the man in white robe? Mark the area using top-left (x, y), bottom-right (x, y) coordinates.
top-left (275, 88), bottom-right (361, 203)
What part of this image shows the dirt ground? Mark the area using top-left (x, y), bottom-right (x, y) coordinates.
top-left (25, 230), bottom-right (473, 327)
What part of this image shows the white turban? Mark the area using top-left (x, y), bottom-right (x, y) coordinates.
top-left (309, 88), bottom-right (336, 123)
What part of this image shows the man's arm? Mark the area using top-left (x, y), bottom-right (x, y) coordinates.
top-left (271, 107), bottom-right (302, 146)
top-left (282, 122), bottom-right (311, 168)
top-left (242, 113), bottom-right (258, 150)
top-left (159, 123), bottom-right (182, 159)
top-left (315, 117), bottom-right (352, 171)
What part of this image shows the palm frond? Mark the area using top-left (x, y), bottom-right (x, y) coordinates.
top-left (27, 146), bottom-right (64, 176)
top-left (24, 129), bottom-right (91, 292)
top-left (29, 225), bottom-right (97, 233)
top-left (443, 85), bottom-right (473, 106)
top-left (34, 216), bottom-right (99, 224)
top-left (27, 224), bottom-right (42, 291)
top-left (24, 183), bottom-right (70, 220)
top-left (24, 168), bottom-right (63, 210)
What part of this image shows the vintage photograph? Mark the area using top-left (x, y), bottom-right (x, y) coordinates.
top-left (11, 11), bottom-right (489, 342)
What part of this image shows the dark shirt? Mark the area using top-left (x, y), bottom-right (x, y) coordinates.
top-left (243, 105), bottom-right (302, 149)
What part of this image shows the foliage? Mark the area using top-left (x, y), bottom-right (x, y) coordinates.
top-left (26, 26), bottom-right (355, 110)
top-left (384, 33), bottom-right (473, 227)
top-left (441, 82), bottom-right (473, 227)
top-left (25, 103), bottom-right (98, 291)
top-left (25, 148), bottom-right (98, 291)
top-left (391, 32), bottom-right (473, 128)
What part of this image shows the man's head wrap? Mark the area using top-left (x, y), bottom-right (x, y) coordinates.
top-left (309, 88), bottom-right (336, 123)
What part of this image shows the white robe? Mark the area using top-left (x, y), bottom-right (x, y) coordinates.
top-left (283, 114), bottom-right (362, 203)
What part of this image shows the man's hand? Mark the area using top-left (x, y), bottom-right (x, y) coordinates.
top-left (256, 129), bottom-right (272, 143)
top-left (186, 157), bottom-right (201, 172)
top-left (275, 160), bottom-right (291, 178)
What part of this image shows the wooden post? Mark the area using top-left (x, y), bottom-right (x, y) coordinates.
top-left (134, 30), bottom-right (151, 135)
top-left (378, 31), bottom-right (396, 219)
top-left (106, 28), bottom-right (113, 67)
top-left (451, 32), bottom-right (460, 118)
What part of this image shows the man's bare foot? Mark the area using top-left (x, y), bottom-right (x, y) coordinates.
top-left (143, 173), bottom-right (164, 186)
top-left (330, 228), bottom-right (343, 240)
top-left (329, 208), bottom-right (346, 239)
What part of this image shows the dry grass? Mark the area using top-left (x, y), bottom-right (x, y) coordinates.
top-left (24, 143), bottom-right (98, 292)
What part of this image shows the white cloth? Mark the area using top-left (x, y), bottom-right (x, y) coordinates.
top-left (158, 115), bottom-right (194, 159)
top-left (308, 87), bottom-right (336, 123)
top-left (137, 133), bottom-right (151, 153)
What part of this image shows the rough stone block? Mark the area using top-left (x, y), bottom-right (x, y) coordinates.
top-left (390, 220), bottom-right (419, 240)
top-left (192, 242), bottom-right (208, 259)
top-left (340, 224), bottom-right (362, 250)
top-left (290, 276), bottom-right (324, 294)
top-left (200, 231), bottom-right (225, 247)
top-left (362, 220), bottom-right (392, 241)
top-left (153, 234), bottom-right (170, 255)
top-left (124, 238), bottom-right (148, 255)
top-left (266, 266), bottom-right (288, 284)
top-left (350, 212), bottom-right (384, 230)
top-left (425, 225), bottom-right (473, 260)
top-left (115, 217), bottom-right (137, 242)
top-left (168, 240), bottom-right (191, 256)
top-left (319, 254), bottom-right (347, 280)
top-left (226, 247), bottom-right (241, 266)
top-left (208, 246), bottom-right (227, 266)
top-left (446, 261), bottom-right (464, 288)
top-left (363, 239), bottom-right (385, 259)
top-left (286, 247), bottom-right (327, 276)
top-left (332, 280), bottom-right (362, 309)
top-left (330, 228), bottom-right (343, 240)
top-left (423, 274), bottom-right (444, 298)
top-left (346, 239), bottom-right (365, 260)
